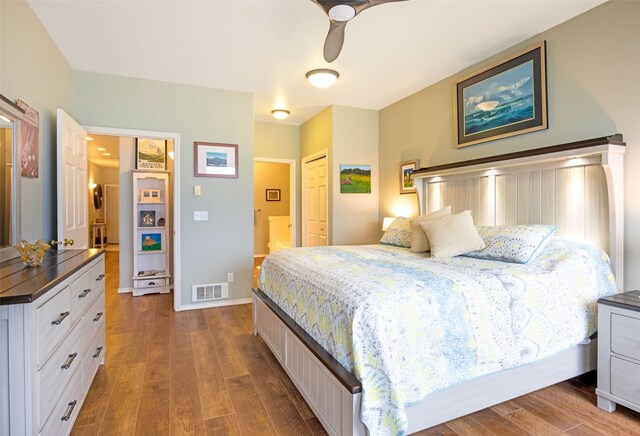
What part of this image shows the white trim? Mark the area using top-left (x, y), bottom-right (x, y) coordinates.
top-left (83, 125), bottom-right (182, 310)
top-left (178, 298), bottom-right (252, 312)
top-left (254, 157), bottom-right (298, 248)
top-left (118, 287), bottom-right (133, 294)
top-left (301, 150), bottom-right (329, 247)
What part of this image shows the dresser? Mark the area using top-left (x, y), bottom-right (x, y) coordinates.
top-left (596, 290), bottom-right (640, 414)
top-left (0, 249), bottom-right (106, 436)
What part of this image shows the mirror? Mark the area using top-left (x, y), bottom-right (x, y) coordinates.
top-left (93, 184), bottom-right (103, 209)
top-left (0, 94), bottom-right (24, 260)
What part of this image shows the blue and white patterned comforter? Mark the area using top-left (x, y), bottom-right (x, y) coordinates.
top-left (257, 238), bottom-right (616, 436)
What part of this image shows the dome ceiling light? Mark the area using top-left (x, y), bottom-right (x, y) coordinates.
top-left (271, 109), bottom-right (290, 120)
top-left (306, 69), bottom-right (339, 88)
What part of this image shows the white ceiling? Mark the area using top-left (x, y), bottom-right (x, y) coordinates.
top-left (28, 0), bottom-right (605, 125)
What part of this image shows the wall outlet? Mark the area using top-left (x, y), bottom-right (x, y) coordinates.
top-left (227, 272), bottom-right (234, 283)
top-left (194, 185), bottom-right (201, 196)
top-left (194, 211), bottom-right (208, 221)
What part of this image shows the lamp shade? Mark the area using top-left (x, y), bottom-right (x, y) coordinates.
top-left (382, 217), bottom-right (395, 232)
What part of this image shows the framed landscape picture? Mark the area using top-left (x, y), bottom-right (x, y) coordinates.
top-left (456, 41), bottom-right (547, 148)
top-left (136, 138), bottom-right (167, 170)
top-left (400, 160), bottom-right (419, 194)
top-left (194, 142), bottom-right (238, 178)
top-left (339, 164), bottom-right (371, 194)
top-left (141, 233), bottom-right (162, 251)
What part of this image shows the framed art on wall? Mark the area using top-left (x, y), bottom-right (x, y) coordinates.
top-left (266, 189), bottom-right (281, 201)
top-left (339, 164), bottom-right (371, 194)
top-left (456, 41), bottom-right (547, 148)
top-left (400, 160), bottom-right (419, 194)
top-left (194, 142), bottom-right (238, 178)
top-left (136, 138), bottom-right (167, 170)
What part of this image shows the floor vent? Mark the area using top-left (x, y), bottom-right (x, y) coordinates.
top-left (192, 283), bottom-right (228, 302)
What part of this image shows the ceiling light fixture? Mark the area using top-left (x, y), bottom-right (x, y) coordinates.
top-left (102, 152), bottom-right (111, 156)
top-left (271, 109), bottom-right (290, 120)
top-left (328, 4), bottom-right (356, 21)
top-left (97, 147), bottom-right (105, 151)
top-left (306, 69), bottom-right (339, 88)
top-left (86, 136), bottom-right (94, 141)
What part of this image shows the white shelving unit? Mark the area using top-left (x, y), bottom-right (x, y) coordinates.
top-left (132, 171), bottom-right (171, 296)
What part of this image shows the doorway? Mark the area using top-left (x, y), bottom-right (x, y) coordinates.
top-left (302, 151), bottom-right (328, 247)
top-left (104, 184), bottom-right (120, 248)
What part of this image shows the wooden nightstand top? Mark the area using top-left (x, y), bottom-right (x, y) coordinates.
top-left (599, 290), bottom-right (640, 312)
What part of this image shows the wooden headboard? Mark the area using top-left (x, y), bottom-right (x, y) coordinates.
top-left (412, 134), bottom-right (626, 291)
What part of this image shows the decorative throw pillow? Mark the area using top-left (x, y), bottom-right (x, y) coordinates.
top-left (410, 206), bottom-right (452, 253)
top-left (379, 217), bottom-right (411, 247)
top-left (419, 210), bottom-right (485, 258)
top-left (465, 224), bottom-right (557, 263)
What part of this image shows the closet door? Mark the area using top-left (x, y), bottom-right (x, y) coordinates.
top-left (305, 156), bottom-right (327, 247)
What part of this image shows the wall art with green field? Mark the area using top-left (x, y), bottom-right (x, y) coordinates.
top-left (340, 164), bottom-right (371, 194)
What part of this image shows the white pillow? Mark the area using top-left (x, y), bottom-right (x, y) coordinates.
top-left (419, 210), bottom-right (486, 258)
top-left (379, 217), bottom-right (412, 247)
top-left (410, 206), bottom-right (452, 253)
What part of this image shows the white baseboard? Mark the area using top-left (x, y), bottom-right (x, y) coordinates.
top-left (118, 287), bottom-right (133, 294)
top-left (178, 298), bottom-right (252, 311)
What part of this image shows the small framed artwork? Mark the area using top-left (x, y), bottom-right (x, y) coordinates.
top-left (194, 142), bottom-right (238, 178)
top-left (157, 217), bottom-right (166, 227)
top-left (136, 138), bottom-right (167, 170)
top-left (141, 233), bottom-right (162, 251)
top-left (266, 189), bottom-right (281, 201)
top-left (400, 160), bottom-right (419, 194)
top-left (139, 210), bottom-right (156, 227)
top-left (140, 189), bottom-right (161, 203)
top-left (339, 164), bottom-right (371, 194)
top-left (456, 41), bottom-right (547, 148)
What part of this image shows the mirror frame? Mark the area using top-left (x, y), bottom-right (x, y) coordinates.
top-left (0, 94), bottom-right (25, 261)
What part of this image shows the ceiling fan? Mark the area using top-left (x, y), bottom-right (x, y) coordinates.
top-left (311, 0), bottom-right (407, 62)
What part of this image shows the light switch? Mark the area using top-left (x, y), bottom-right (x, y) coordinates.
top-left (194, 185), bottom-right (201, 196)
top-left (194, 211), bottom-right (208, 221)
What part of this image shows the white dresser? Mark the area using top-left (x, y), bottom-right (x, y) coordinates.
top-left (0, 249), bottom-right (106, 436)
top-left (596, 290), bottom-right (640, 414)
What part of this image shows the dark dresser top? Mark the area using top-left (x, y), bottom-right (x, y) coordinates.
top-left (598, 290), bottom-right (640, 312)
top-left (0, 249), bottom-right (103, 305)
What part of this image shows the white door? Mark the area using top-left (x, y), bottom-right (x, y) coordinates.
top-left (304, 156), bottom-right (327, 247)
top-left (56, 109), bottom-right (88, 249)
top-left (104, 184), bottom-right (120, 244)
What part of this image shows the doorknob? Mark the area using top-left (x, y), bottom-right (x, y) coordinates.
top-left (50, 238), bottom-right (74, 247)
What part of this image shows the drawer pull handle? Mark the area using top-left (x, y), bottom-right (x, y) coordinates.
top-left (96, 274), bottom-right (105, 281)
top-left (93, 346), bottom-right (104, 359)
top-left (148, 281), bottom-right (155, 286)
top-left (61, 400), bottom-right (77, 422)
top-left (51, 311), bottom-right (70, 325)
top-left (93, 312), bottom-right (104, 322)
top-left (61, 352), bottom-right (78, 370)
top-left (79, 288), bottom-right (91, 298)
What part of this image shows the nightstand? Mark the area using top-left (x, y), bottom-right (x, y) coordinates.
top-left (596, 290), bottom-right (640, 413)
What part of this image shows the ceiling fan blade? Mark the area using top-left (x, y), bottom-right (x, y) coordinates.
top-left (323, 20), bottom-right (347, 63)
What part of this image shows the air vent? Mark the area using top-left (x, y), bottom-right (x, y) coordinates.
top-left (192, 283), bottom-right (228, 302)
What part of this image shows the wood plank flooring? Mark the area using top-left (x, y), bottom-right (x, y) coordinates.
top-left (72, 252), bottom-right (640, 435)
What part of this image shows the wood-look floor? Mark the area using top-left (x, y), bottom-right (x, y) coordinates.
top-left (72, 251), bottom-right (640, 435)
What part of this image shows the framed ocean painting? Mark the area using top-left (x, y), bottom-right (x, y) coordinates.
top-left (456, 41), bottom-right (547, 148)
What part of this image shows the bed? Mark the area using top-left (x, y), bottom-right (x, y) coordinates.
top-left (252, 134), bottom-right (626, 435)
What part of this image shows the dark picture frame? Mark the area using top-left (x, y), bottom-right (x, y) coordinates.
top-left (194, 142), bottom-right (238, 178)
top-left (139, 210), bottom-right (156, 227)
top-left (136, 138), bottom-right (167, 170)
top-left (266, 189), bottom-right (281, 201)
top-left (399, 160), bottom-right (419, 194)
top-left (456, 41), bottom-right (547, 148)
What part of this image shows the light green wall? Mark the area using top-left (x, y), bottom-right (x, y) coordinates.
top-left (74, 71), bottom-right (254, 306)
top-left (301, 107), bottom-right (332, 159)
top-left (1, 0), bottom-right (73, 242)
top-left (379, 0), bottom-right (640, 288)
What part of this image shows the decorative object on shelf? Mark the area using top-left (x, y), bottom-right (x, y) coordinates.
top-left (157, 217), bottom-right (166, 227)
top-left (400, 160), bottom-right (419, 194)
top-left (138, 269), bottom-right (165, 277)
top-left (93, 184), bottom-right (103, 209)
top-left (139, 210), bottom-right (156, 227)
top-left (456, 41), bottom-right (547, 148)
top-left (194, 142), bottom-right (238, 178)
top-left (14, 239), bottom-right (50, 267)
top-left (16, 99), bottom-right (39, 178)
top-left (141, 233), bottom-right (162, 251)
top-left (140, 188), bottom-right (161, 203)
top-left (266, 189), bottom-right (281, 201)
top-left (136, 138), bottom-right (167, 170)
top-left (339, 164), bottom-right (371, 194)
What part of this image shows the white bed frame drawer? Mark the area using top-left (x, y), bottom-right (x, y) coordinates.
top-left (610, 356), bottom-right (640, 406)
top-left (37, 286), bottom-right (71, 366)
top-left (40, 364), bottom-right (83, 436)
top-left (611, 314), bottom-right (640, 361)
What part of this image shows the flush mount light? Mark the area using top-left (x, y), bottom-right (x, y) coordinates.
top-left (271, 109), bottom-right (290, 120)
top-left (102, 152), bottom-right (111, 156)
top-left (306, 69), bottom-right (339, 88)
top-left (97, 147), bottom-right (105, 151)
top-left (86, 136), bottom-right (94, 141)
top-left (328, 4), bottom-right (356, 21)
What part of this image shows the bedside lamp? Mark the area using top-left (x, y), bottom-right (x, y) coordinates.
top-left (382, 217), bottom-right (395, 232)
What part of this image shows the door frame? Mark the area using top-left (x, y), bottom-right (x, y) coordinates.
top-left (301, 150), bottom-right (329, 247)
top-left (83, 125), bottom-right (183, 311)
top-left (253, 157), bottom-right (297, 249)
top-left (103, 183), bottom-right (119, 244)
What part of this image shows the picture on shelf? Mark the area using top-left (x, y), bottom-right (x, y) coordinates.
top-left (139, 210), bottom-right (156, 227)
top-left (140, 189), bottom-right (161, 203)
top-left (141, 233), bottom-right (162, 251)
top-left (157, 217), bottom-right (166, 227)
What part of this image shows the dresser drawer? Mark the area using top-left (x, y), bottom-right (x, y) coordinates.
top-left (610, 356), bottom-right (640, 406)
top-left (611, 313), bottom-right (640, 362)
top-left (91, 259), bottom-right (106, 294)
top-left (37, 320), bottom-right (83, 428)
top-left (69, 269), bottom-right (93, 326)
top-left (135, 277), bottom-right (168, 289)
top-left (83, 290), bottom-right (105, 353)
top-left (83, 323), bottom-right (106, 393)
top-left (37, 287), bottom-right (71, 366)
top-left (39, 364), bottom-right (82, 436)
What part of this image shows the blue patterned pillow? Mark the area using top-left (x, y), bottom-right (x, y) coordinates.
top-left (464, 225), bottom-right (556, 263)
top-left (379, 217), bottom-right (411, 248)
